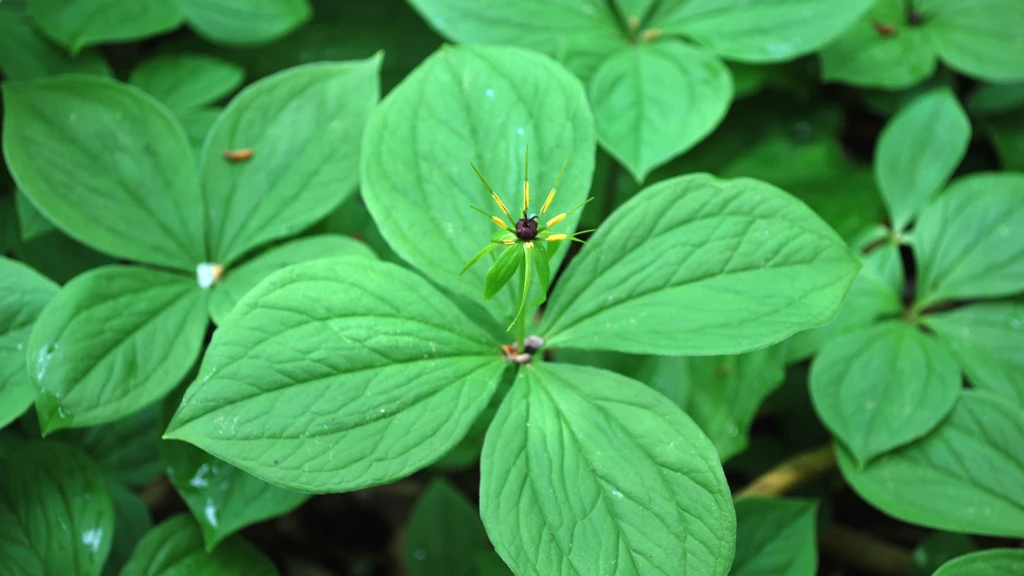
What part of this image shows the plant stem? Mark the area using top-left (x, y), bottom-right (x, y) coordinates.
top-left (734, 443), bottom-right (836, 499)
top-left (514, 266), bottom-right (527, 352)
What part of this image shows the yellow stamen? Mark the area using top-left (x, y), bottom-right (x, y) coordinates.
top-left (540, 188), bottom-right (556, 214)
top-left (523, 180), bottom-right (530, 212)
top-left (491, 193), bottom-right (510, 218)
top-left (545, 213), bottom-right (565, 228)
top-left (491, 216), bottom-right (509, 230)
top-left (547, 234), bottom-right (567, 242)
top-left (525, 241), bottom-right (533, 249)
top-left (503, 239), bottom-right (516, 246)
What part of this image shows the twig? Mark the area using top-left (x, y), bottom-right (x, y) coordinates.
top-left (734, 443), bottom-right (836, 499)
top-left (820, 524), bottom-right (913, 576)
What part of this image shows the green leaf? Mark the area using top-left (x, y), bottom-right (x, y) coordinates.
top-left (913, 172), bottom-right (1024, 307)
top-left (208, 234), bottom-right (376, 325)
top-left (648, 0), bottom-right (873, 63)
top-left (57, 405), bottom-right (163, 487)
top-left (2, 75), bottom-right (205, 271)
top-left (361, 44), bottom-right (596, 321)
top-left (968, 81), bottom-right (1024, 116)
top-left (933, 549), bottom-right (1024, 576)
top-left (166, 258), bottom-right (506, 493)
top-left (614, 0), bottom-right (656, 24)
top-left (919, 0), bottom-right (1024, 83)
top-left (28, 265), bottom-right (209, 434)
top-left (0, 257), bottom-right (58, 429)
top-left (532, 242), bottom-right (551, 294)
top-left (119, 513), bottom-right (277, 576)
top-left (0, 10), bottom-right (111, 80)
top-left (588, 39), bottom-right (732, 182)
top-left (731, 497), bottom-right (818, 576)
top-left (103, 480), bottom-right (152, 576)
top-left (177, 0), bottom-right (312, 45)
top-left (811, 321), bottom-right (960, 466)
top-left (405, 479), bottom-right (508, 576)
top-left (27, 0), bottom-right (182, 54)
top-left (911, 532), bottom-right (978, 576)
top-left (875, 87), bottom-right (970, 231)
top-left (15, 188), bottom-right (54, 242)
top-left (484, 243), bottom-right (524, 302)
top-left (0, 437), bottom-right (114, 576)
top-left (406, 0), bottom-right (626, 79)
top-left (202, 57), bottom-right (380, 265)
top-left (838, 390), bottom-right (1024, 537)
top-left (541, 173), bottom-right (860, 355)
top-left (924, 302), bottom-right (1024, 407)
top-left (179, 107), bottom-right (223, 153)
top-left (480, 362), bottom-right (735, 576)
top-left (129, 53), bottom-right (245, 111)
top-left (10, 226), bottom-right (114, 285)
top-left (819, 0), bottom-right (936, 90)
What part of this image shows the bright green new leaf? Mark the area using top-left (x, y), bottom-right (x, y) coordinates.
top-left (913, 172), bottom-right (1024, 308)
top-left (484, 243), bottom-right (524, 302)
top-left (208, 234), bottom-right (376, 325)
top-left (405, 479), bottom-right (508, 576)
top-left (166, 258), bottom-right (506, 493)
top-left (0, 438), bottom-right (114, 576)
top-left (27, 265), bottom-right (208, 434)
top-left (177, 0), bottom-right (312, 45)
top-left (811, 321), bottom-right (960, 466)
top-left (0, 10), bottom-right (110, 80)
top-left (58, 405), bottom-right (163, 487)
top-left (129, 54), bottom-right (245, 112)
top-left (731, 497), bottom-right (818, 576)
top-left (819, 0), bottom-right (936, 90)
top-left (875, 87), bottom-right (970, 231)
top-left (406, 0), bottom-right (626, 79)
top-left (480, 362), bottom-right (735, 576)
top-left (27, 0), bottom-right (182, 54)
top-left (0, 257), bottom-right (58, 429)
top-left (933, 549), bottom-right (1024, 576)
top-left (838, 391), bottom-right (1024, 537)
top-left (589, 39), bottom-right (732, 182)
top-left (361, 44), bottom-right (596, 320)
top-left (202, 57), bottom-right (380, 265)
top-left (541, 173), bottom-right (860, 355)
top-left (103, 480), bottom-right (152, 576)
top-left (15, 189), bottom-right (54, 242)
top-left (925, 303), bottom-right (1024, 407)
top-left (2, 75), bottom-right (205, 270)
top-left (919, 0), bottom-right (1024, 83)
top-left (118, 514), bottom-right (277, 576)
top-left (648, 0), bottom-right (873, 63)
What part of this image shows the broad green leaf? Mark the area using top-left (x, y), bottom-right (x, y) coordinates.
top-left (731, 497), bottom-right (818, 576)
top-left (0, 11), bottom-right (110, 80)
top-left (913, 172), bottom-right (1024, 307)
top-left (208, 234), bottom-right (376, 325)
top-left (318, 194), bottom-right (402, 264)
top-left (924, 303), bottom-right (1024, 407)
top-left (58, 405), bottom-right (163, 487)
top-left (406, 0), bottom-right (626, 79)
top-left (811, 321), bottom-right (960, 466)
top-left (27, 0), bottom-right (182, 54)
top-left (648, 0), bottom-right (873, 63)
top-left (179, 107), bottom-right (223, 152)
top-left (166, 258), bottom-right (506, 493)
top-left (968, 81), bottom-right (1024, 116)
top-left (819, 0), bottom-right (936, 90)
top-left (911, 532), bottom-right (978, 576)
top-left (0, 438), bottom-right (114, 576)
top-left (15, 188), bottom-right (54, 242)
top-left (589, 39), bottom-right (732, 182)
top-left (361, 44), bottom-right (596, 321)
top-left (119, 514), bottom-right (277, 576)
top-left (28, 265), bottom-right (208, 434)
top-left (541, 173), bottom-right (860, 355)
top-left (10, 226), bottom-right (114, 285)
top-left (933, 549), bottom-right (1024, 576)
top-left (979, 110), bottom-right (1024, 171)
top-left (480, 362), bottom-right (735, 576)
top-left (129, 53), bottom-right (245, 111)
top-left (919, 0), bottom-right (1024, 83)
top-left (875, 87), bottom-right (970, 230)
top-left (405, 479), bottom-right (508, 576)
top-left (103, 480), bottom-right (152, 576)
top-left (202, 56), bottom-right (380, 265)
top-left (0, 257), bottom-right (58, 429)
top-left (2, 75), bottom-right (205, 271)
top-left (838, 390), bottom-right (1024, 537)
top-left (177, 0), bottom-right (312, 45)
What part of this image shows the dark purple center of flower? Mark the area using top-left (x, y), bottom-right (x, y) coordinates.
top-left (515, 212), bottom-right (539, 240)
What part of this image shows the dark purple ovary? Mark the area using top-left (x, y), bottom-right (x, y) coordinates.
top-left (516, 213), bottom-right (539, 240)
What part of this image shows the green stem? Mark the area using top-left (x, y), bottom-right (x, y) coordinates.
top-left (514, 265), bottom-right (527, 352)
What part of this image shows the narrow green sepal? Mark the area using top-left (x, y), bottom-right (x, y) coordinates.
top-left (484, 243), bottom-right (524, 301)
top-left (508, 244), bottom-right (533, 331)
top-left (460, 243), bottom-right (500, 276)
